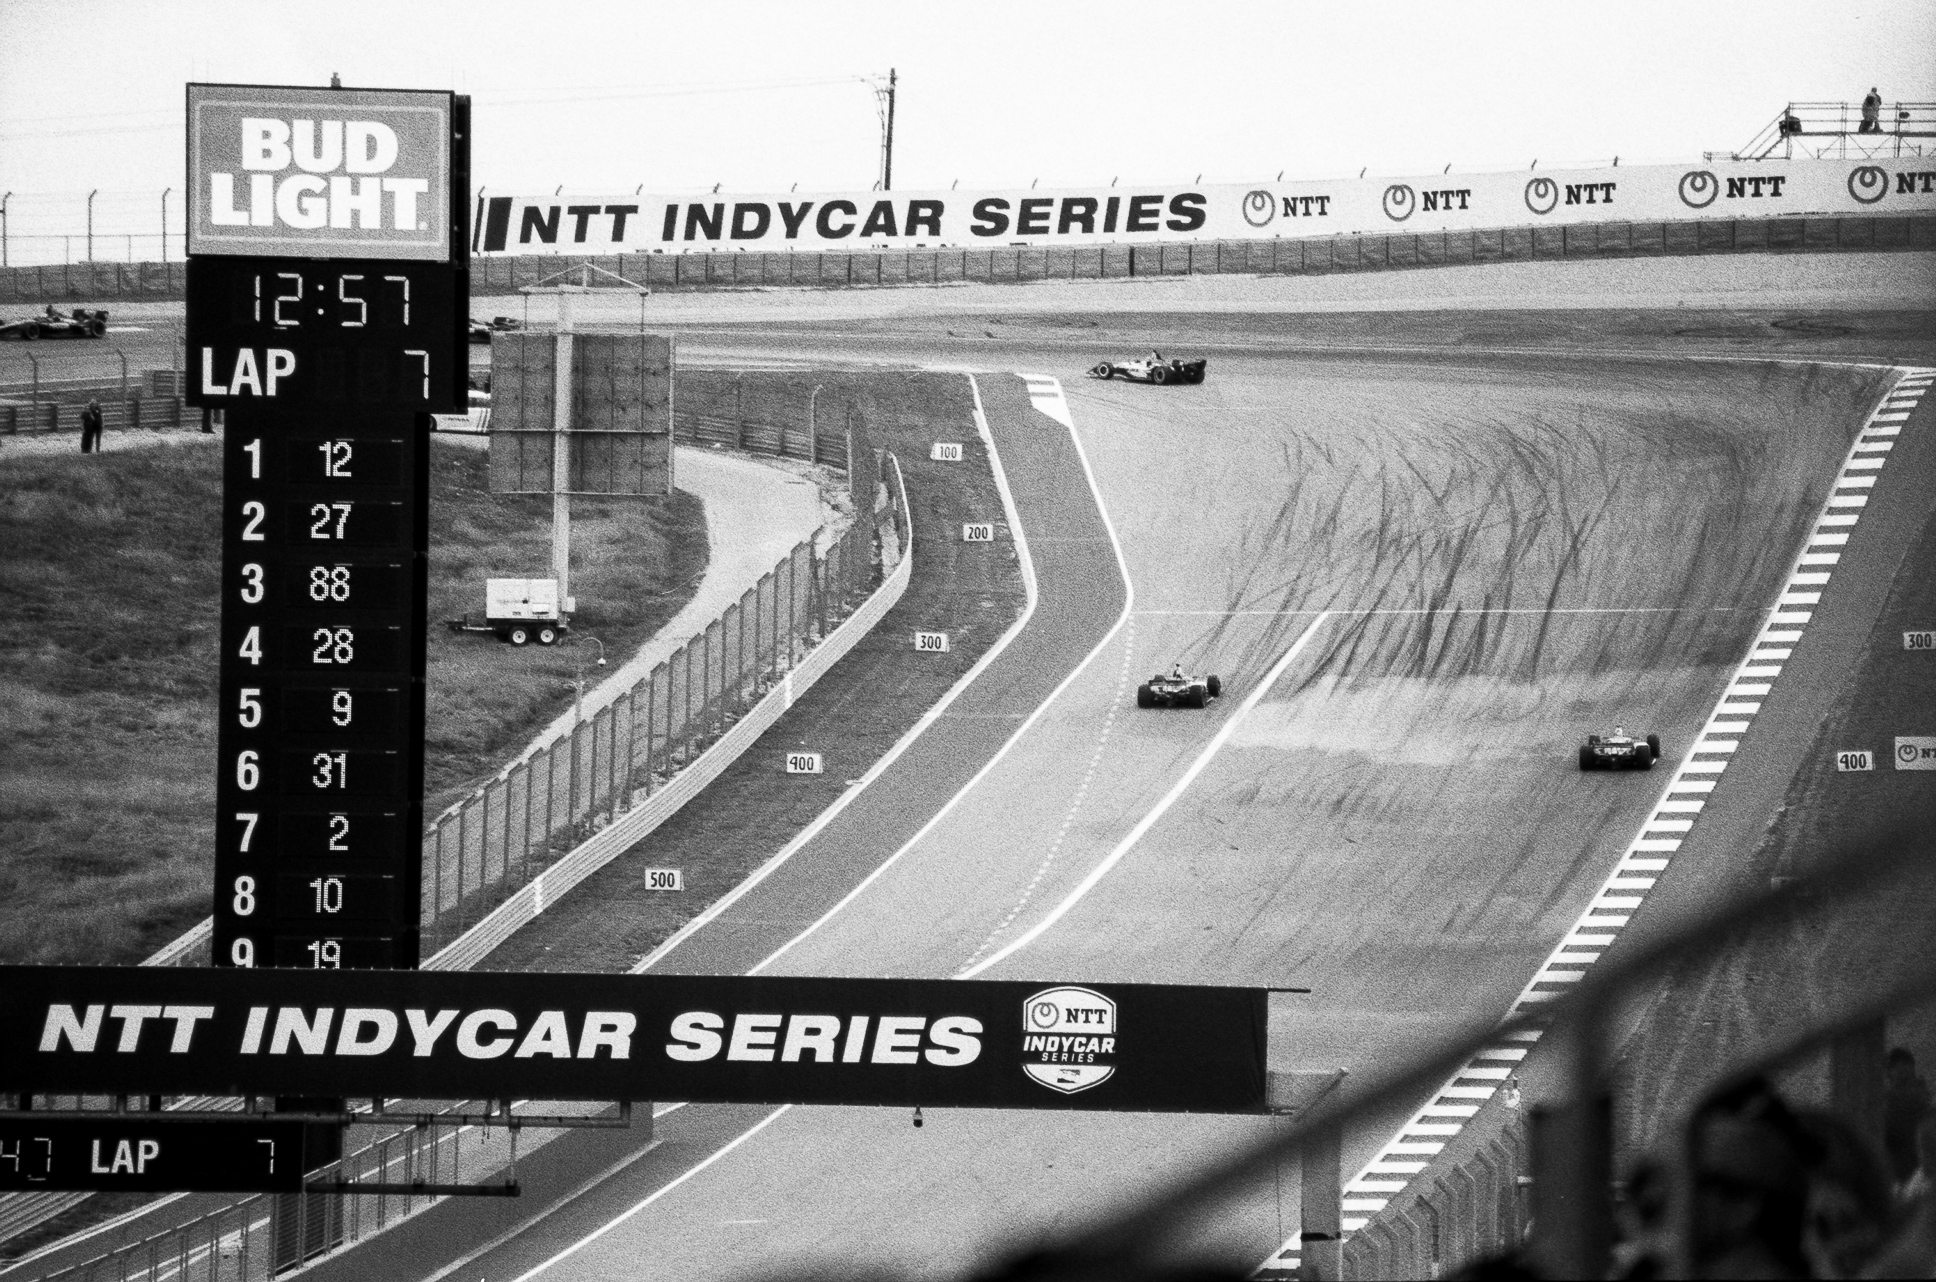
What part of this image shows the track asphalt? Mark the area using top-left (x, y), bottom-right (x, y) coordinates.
top-left (7, 283), bottom-right (1932, 1280)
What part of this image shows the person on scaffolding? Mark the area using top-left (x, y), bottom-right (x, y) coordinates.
top-left (1861, 88), bottom-right (1883, 134)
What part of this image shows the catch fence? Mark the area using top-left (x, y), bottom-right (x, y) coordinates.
top-left (417, 479), bottom-right (884, 957)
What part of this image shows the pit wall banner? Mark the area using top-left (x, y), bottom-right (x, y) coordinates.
top-left (0, 966), bottom-right (1269, 1115)
top-left (476, 159), bottom-right (1936, 255)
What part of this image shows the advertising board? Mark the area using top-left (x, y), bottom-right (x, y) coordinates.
top-left (0, 967), bottom-right (1270, 1115)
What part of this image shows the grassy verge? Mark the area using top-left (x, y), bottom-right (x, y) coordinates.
top-left (0, 436), bottom-right (705, 966)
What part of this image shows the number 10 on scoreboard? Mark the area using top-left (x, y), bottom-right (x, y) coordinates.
top-left (193, 82), bottom-right (469, 973)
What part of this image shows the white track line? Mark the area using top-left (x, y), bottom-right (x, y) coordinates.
top-left (509, 1106), bottom-right (793, 1282)
top-left (749, 374), bottom-right (1135, 975)
top-left (631, 375), bottom-right (1036, 975)
top-left (960, 610), bottom-right (1331, 979)
top-left (1257, 366), bottom-right (1933, 1274)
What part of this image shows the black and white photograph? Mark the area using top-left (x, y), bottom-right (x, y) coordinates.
top-left (2, 2), bottom-right (1934, 1277)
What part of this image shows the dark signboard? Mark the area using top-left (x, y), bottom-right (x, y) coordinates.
top-left (0, 968), bottom-right (1269, 1115)
top-left (185, 85), bottom-right (469, 974)
top-left (0, 1117), bottom-right (307, 1193)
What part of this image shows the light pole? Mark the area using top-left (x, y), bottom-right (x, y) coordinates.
top-left (569, 635), bottom-right (608, 725)
top-left (161, 188), bottom-right (171, 263)
top-left (565, 635), bottom-right (606, 834)
top-left (1, 192), bottom-right (10, 268)
top-left (87, 189), bottom-right (98, 263)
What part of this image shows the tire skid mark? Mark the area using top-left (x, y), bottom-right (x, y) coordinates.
top-left (1314, 367), bottom-right (1934, 1237)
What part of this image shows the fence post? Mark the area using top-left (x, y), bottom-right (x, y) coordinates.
top-left (735, 377), bottom-right (744, 449)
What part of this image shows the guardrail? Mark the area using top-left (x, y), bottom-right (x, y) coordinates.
top-left (3, 214), bottom-right (1930, 304)
top-left (427, 450), bottom-right (910, 971)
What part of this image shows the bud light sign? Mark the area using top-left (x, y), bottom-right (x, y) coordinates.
top-left (187, 83), bottom-right (452, 260)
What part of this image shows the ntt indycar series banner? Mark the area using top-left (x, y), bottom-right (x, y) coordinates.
top-left (0, 967), bottom-right (1268, 1114)
top-left (477, 158), bottom-right (1936, 255)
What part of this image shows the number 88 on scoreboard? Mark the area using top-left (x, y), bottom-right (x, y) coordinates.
top-left (188, 83), bottom-right (469, 971)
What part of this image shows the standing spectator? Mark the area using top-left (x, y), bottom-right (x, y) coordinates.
top-left (1861, 88), bottom-right (1883, 134)
top-left (1885, 1047), bottom-right (1932, 1193)
top-left (79, 399), bottom-right (104, 454)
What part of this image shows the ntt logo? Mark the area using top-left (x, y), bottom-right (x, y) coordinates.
top-left (1678, 170), bottom-right (1720, 209)
top-left (1241, 190), bottom-right (1275, 227)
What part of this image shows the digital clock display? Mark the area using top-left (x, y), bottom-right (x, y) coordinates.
top-left (186, 255), bottom-right (464, 411)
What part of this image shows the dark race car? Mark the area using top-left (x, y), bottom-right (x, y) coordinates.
top-left (468, 315), bottom-right (524, 344)
top-left (1087, 351), bottom-right (1207, 385)
top-left (1137, 667), bottom-right (1223, 709)
top-left (1, 306), bottom-right (108, 340)
top-left (1579, 726), bottom-right (1661, 770)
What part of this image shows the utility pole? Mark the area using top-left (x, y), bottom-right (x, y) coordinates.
top-left (873, 69), bottom-right (898, 191)
top-left (161, 188), bottom-right (171, 262)
top-left (1, 192), bottom-right (10, 268)
top-left (87, 189), bottom-right (98, 263)
top-left (884, 68), bottom-right (896, 191)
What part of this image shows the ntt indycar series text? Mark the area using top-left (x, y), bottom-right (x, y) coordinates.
top-left (0, 967), bottom-right (1268, 1114)
top-left (475, 158), bottom-right (1936, 254)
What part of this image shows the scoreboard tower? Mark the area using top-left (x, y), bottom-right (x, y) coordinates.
top-left (186, 85), bottom-right (469, 970)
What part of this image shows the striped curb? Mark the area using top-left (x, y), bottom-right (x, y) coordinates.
top-left (1259, 366), bottom-right (1932, 1274)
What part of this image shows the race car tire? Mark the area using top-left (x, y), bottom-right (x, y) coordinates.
top-left (507, 626), bottom-right (530, 646)
top-left (1633, 752), bottom-right (1655, 771)
top-left (1647, 734), bottom-right (1661, 761)
top-left (1188, 688), bottom-right (1207, 709)
top-left (1151, 365), bottom-right (1171, 384)
top-left (20, 323), bottom-right (40, 340)
top-left (536, 626), bottom-right (558, 645)
top-left (1136, 684), bottom-right (1154, 708)
top-left (1185, 368), bottom-right (1204, 384)
top-left (85, 319), bottom-right (106, 338)
top-left (1091, 364), bottom-right (1113, 379)
top-left (1578, 746), bottom-right (1595, 771)
top-left (1206, 675), bottom-right (1222, 698)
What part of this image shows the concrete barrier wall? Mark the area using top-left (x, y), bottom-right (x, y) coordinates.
top-left (6, 214), bottom-right (1931, 305)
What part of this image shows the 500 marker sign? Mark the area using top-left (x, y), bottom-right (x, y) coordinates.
top-left (0, 968), bottom-right (1268, 1115)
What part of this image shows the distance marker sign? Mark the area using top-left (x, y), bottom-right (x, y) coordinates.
top-left (188, 84), bottom-right (469, 973)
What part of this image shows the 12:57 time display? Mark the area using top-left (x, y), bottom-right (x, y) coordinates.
top-left (246, 270), bottom-right (415, 330)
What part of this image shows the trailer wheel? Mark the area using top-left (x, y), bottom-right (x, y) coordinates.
top-left (507, 626), bottom-right (530, 646)
top-left (537, 626), bottom-right (558, 645)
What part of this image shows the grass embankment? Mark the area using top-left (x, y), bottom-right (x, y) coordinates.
top-left (0, 438), bottom-right (704, 966)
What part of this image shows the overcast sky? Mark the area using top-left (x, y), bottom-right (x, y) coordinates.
top-left (3, 0), bottom-right (1933, 247)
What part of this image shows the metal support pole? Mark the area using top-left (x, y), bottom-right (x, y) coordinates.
top-left (1527, 1004), bottom-right (1611, 1280)
top-left (552, 294), bottom-right (576, 611)
top-left (86, 189), bottom-right (97, 263)
top-left (808, 385), bottom-right (821, 464)
top-left (1, 191), bottom-right (10, 268)
top-left (161, 188), bottom-right (170, 263)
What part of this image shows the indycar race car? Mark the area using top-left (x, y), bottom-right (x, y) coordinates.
top-left (1578, 727), bottom-right (1660, 770)
top-left (1136, 666), bottom-right (1223, 708)
top-left (1087, 352), bottom-right (1208, 385)
top-left (468, 316), bottom-right (524, 344)
top-left (1, 306), bottom-right (108, 340)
